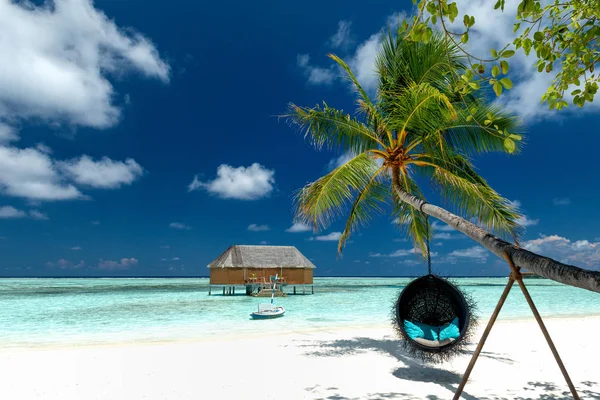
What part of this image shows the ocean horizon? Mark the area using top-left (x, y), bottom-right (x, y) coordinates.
top-left (1, 277), bottom-right (599, 350)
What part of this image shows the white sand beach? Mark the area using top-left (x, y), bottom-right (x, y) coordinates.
top-left (1, 316), bottom-right (599, 400)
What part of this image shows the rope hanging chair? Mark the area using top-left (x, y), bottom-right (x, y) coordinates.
top-left (392, 210), bottom-right (477, 363)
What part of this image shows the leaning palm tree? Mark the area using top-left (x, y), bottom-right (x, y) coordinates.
top-left (286, 33), bottom-right (600, 293)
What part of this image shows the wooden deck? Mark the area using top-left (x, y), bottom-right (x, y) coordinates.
top-left (208, 283), bottom-right (314, 296)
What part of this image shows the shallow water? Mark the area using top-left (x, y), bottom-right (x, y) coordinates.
top-left (0, 277), bottom-right (598, 348)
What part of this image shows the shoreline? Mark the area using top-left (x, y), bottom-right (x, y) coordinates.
top-left (3, 313), bottom-right (600, 353)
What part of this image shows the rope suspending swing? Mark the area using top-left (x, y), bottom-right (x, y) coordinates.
top-left (392, 205), bottom-right (476, 363)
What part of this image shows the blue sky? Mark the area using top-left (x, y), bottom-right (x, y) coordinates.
top-left (1, 0), bottom-right (599, 277)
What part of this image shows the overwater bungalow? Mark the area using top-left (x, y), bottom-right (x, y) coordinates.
top-left (207, 245), bottom-right (316, 295)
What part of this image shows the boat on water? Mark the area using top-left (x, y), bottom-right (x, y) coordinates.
top-left (250, 303), bottom-right (286, 319)
top-left (250, 274), bottom-right (285, 319)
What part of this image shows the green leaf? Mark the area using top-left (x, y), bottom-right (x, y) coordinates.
top-left (537, 63), bottom-right (545, 73)
top-left (501, 50), bottom-right (515, 58)
top-left (463, 15), bottom-right (470, 28)
top-left (509, 134), bottom-right (522, 141)
top-left (504, 138), bottom-right (515, 153)
top-left (448, 2), bottom-right (459, 23)
top-left (493, 82), bottom-right (503, 96)
top-left (468, 81), bottom-right (480, 90)
top-left (484, 119), bottom-right (492, 126)
top-left (513, 23), bottom-right (521, 33)
top-left (534, 31), bottom-right (544, 41)
top-left (500, 60), bottom-right (509, 74)
top-left (466, 115), bottom-right (473, 122)
top-left (500, 78), bottom-right (513, 89)
top-left (492, 65), bottom-right (500, 78)
top-left (490, 48), bottom-right (498, 58)
top-left (461, 32), bottom-right (469, 44)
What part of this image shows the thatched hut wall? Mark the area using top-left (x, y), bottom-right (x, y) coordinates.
top-left (207, 245), bottom-right (316, 285)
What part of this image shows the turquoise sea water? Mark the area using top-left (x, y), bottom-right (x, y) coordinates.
top-left (0, 277), bottom-right (599, 349)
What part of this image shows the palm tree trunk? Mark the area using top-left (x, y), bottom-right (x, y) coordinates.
top-left (391, 166), bottom-right (600, 293)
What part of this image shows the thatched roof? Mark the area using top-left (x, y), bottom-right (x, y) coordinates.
top-left (207, 245), bottom-right (316, 269)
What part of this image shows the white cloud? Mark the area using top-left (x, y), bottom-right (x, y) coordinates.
top-left (90, 220), bottom-right (101, 225)
top-left (347, 33), bottom-right (381, 93)
top-left (441, 0), bottom-right (600, 120)
top-left (370, 248), bottom-right (437, 257)
top-left (314, 232), bottom-right (342, 241)
top-left (169, 222), bottom-right (191, 230)
top-left (389, 249), bottom-right (417, 257)
top-left (248, 224), bottom-right (270, 232)
top-left (29, 209), bottom-right (49, 220)
top-left (508, 199), bottom-right (538, 227)
top-left (286, 222), bottom-right (312, 233)
top-left (0, 0), bottom-right (169, 132)
top-left (508, 200), bottom-right (522, 208)
top-left (59, 156), bottom-right (143, 189)
top-left (523, 235), bottom-right (600, 270)
top-left (326, 152), bottom-right (355, 171)
top-left (329, 20), bottom-right (352, 48)
top-left (190, 163), bottom-right (275, 200)
top-left (0, 145), bottom-right (144, 201)
top-left (433, 233), bottom-right (460, 240)
top-left (297, 54), bottom-right (336, 85)
top-left (446, 246), bottom-right (488, 264)
top-left (0, 205), bottom-right (26, 218)
top-left (299, 2), bottom-right (596, 120)
top-left (516, 215), bottom-right (539, 227)
top-left (449, 246), bottom-right (487, 258)
top-left (0, 145), bottom-right (82, 200)
top-left (0, 123), bottom-right (18, 144)
top-left (160, 245), bottom-right (170, 249)
top-left (259, 240), bottom-right (269, 245)
top-left (172, 257), bottom-right (180, 261)
top-left (71, 246), bottom-right (82, 250)
top-left (35, 143), bottom-right (53, 154)
top-left (46, 259), bottom-right (86, 269)
top-left (432, 221), bottom-right (455, 232)
top-left (553, 198), bottom-right (571, 206)
top-left (98, 257), bottom-right (138, 270)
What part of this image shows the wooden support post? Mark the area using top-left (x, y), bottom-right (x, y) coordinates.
top-left (233, 286), bottom-right (235, 295)
top-left (453, 252), bottom-right (579, 399)
top-left (208, 286), bottom-right (211, 296)
top-left (294, 286), bottom-right (296, 295)
top-left (303, 286), bottom-right (305, 295)
top-left (222, 286), bottom-right (225, 295)
top-left (312, 285), bottom-right (314, 294)
top-left (453, 277), bottom-right (515, 399)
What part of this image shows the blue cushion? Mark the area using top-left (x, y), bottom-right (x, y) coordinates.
top-left (404, 320), bottom-right (439, 341)
top-left (403, 320), bottom-right (424, 339)
top-left (439, 317), bottom-right (460, 340)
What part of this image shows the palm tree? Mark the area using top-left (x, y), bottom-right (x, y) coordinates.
top-left (285, 33), bottom-right (600, 293)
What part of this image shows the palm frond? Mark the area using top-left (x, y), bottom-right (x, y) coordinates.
top-left (327, 54), bottom-right (392, 145)
top-left (294, 152), bottom-right (381, 231)
top-left (440, 100), bottom-right (525, 155)
top-left (413, 154), bottom-right (522, 240)
top-left (329, 53), bottom-right (376, 109)
top-left (285, 103), bottom-right (384, 154)
top-left (338, 166), bottom-right (390, 253)
top-left (391, 170), bottom-right (430, 256)
top-left (382, 82), bottom-right (457, 144)
top-left (376, 32), bottom-right (465, 100)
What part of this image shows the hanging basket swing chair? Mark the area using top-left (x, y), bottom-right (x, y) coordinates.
top-left (392, 214), bottom-right (477, 363)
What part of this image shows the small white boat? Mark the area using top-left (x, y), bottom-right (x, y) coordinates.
top-left (250, 274), bottom-right (285, 320)
top-left (250, 303), bottom-right (286, 319)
